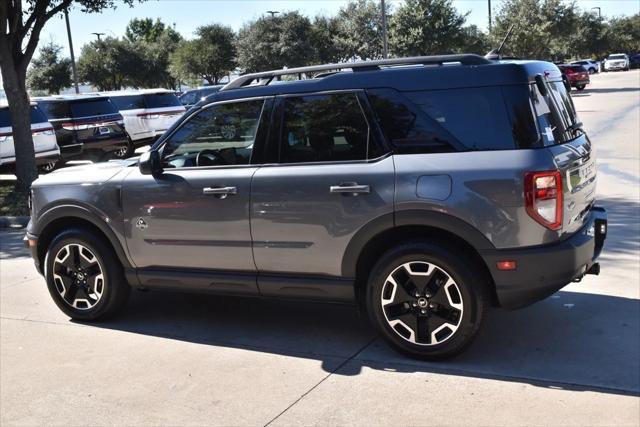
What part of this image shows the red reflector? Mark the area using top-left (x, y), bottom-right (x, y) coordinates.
top-left (497, 261), bottom-right (517, 271)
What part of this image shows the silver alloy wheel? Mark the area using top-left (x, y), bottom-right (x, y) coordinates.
top-left (52, 244), bottom-right (105, 310)
top-left (220, 124), bottom-right (237, 140)
top-left (41, 162), bottom-right (56, 172)
top-left (114, 145), bottom-right (128, 158)
top-left (381, 261), bottom-right (464, 346)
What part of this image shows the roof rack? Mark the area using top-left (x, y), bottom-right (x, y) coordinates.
top-left (221, 54), bottom-right (492, 91)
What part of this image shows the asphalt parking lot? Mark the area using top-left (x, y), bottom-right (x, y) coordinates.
top-left (1, 70), bottom-right (639, 426)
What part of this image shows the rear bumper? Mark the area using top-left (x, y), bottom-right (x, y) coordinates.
top-left (571, 78), bottom-right (590, 86)
top-left (481, 206), bottom-right (607, 309)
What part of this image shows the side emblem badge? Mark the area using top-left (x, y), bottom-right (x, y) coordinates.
top-left (135, 218), bottom-right (148, 230)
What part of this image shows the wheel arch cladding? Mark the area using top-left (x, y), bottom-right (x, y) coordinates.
top-left (35, 206), bottom-right (131, 271)
top-left (343, 211), bottom-right (498, 309)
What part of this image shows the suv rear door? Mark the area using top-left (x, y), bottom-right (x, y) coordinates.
top-left (250, 91), bottom-right (394, 299)
top-left (122, 97), bottom-right (273, 294)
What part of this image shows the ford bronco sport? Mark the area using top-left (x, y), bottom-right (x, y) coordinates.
top-left (25, 55), bottom-right (607, 359)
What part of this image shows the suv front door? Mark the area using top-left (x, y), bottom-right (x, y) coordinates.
top-left (122, 98), bottom-right (272, 293)
top-left (250, 91), bottom-right (394, 299)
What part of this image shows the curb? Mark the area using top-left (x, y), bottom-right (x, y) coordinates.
top-left (0, 216), bottom-right (29, 229)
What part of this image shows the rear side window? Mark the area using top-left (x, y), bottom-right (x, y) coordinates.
top-left (179, 91), bottom-right (198, 106)
top-left (530, 81), bottom-right (580, 145)
top-left (30, 106), bottom-right (49, 124)
top-left (278, 93), bottom-right (381, 163)
top-left (38, 101), bottom-right (70, 120)
top-left (70, 99), bottom-right (119, 118)
top-left (111, 95), bottom-right (144, 110)
top-left (144, 93), bottom-right (181, 109)
top-left (406, 87), bottom-right (516, 151)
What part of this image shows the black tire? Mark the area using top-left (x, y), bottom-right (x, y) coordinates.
top-left (38, 161), bottom-right (57, 173)
top-left (366, 241), bottom-right (488, 360)
top-left (44, 228), bottom-right (130, 320)
top-left (576, 84), bottom-right (586, 91)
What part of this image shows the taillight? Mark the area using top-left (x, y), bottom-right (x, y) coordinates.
top-left (32, 127), bottom-right (55, 136)
top-left (525, 171), bottom-right (563, 230)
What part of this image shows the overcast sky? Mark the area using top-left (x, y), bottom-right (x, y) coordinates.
top-left (34, 0), bottom-right (640, 58)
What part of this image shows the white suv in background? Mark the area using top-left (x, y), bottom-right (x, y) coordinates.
top-left (0, 102), bottom-right (60, 172)
top-left (603, 54), bottom-right (630, 72)
top-left (99, 89), bottom-right (185, 157)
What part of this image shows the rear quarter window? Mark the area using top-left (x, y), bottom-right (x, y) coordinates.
top-left (0, 106), bottom-right (49, 128)
top-left (30, 106), bottom-right (49, 124)
top-left (405, 87), bottom-right (517, 151)
top-left (144, 93), bottom-right (181, 109)
top-left (70, 99), bottom-right (119, 118)
top-left (0, 109), bottom-right (10, 127)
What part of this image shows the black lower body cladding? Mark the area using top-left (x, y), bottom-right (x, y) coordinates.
top-left (482, 207), bottom-right (607, 309)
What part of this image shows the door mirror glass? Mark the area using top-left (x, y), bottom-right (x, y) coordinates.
top-left (139, 150), bottom-right (162, 175)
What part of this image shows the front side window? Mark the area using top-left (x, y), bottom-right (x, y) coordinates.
top-left (162, 99), bottom-right (264, 168)
top-left (279, 93), bottom-right (378, 163)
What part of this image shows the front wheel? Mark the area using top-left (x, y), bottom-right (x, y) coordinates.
top-left (367, 242), bottom-right (488, 360)
top-left (44, 228), bottom-right (130, 320)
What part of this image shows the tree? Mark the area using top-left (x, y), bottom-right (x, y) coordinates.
top-left (390, 0), bottom-right (468, 56)
top-left (335, 0), bottom-right (389, 60)
top-left (606, 14), bottom-right (640, 54)
top-left (124, 18), bottom-right (183, 89)
top-left (459, 25), bottom-right (491, 55)
top-left (27, 41), bottom-right (71, 94)
top-left (236, 12), bottom-right (314, 72)
top-left (77, 37), bottom-right (143, 90)
top-left (170, 24), bottom-right (235, 84)
top-left (0, 0), bottom-right (140, 192)
top-left (309, 16), bottom-right (346, 64)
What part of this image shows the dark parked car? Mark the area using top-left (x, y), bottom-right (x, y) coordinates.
top-left (25, 55), bottom-right (606, 359)
top-left (178, 85), bottom-right (223, 108)
top-left (34, 95), bottom-right (129, 163)
top-left (558, 64), bottom-right (590, 91)
top-left (629, 54), bottom-right (640, 69)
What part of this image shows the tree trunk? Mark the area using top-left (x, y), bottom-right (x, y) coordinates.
top-left (0, 40), bottom-right (38, 193)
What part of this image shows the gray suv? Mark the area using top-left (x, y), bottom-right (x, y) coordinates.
top-left (25, 55), bottom-right (607, 359)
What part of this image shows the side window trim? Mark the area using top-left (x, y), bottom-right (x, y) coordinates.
top-left (156, 96), bottom-right (273, 170)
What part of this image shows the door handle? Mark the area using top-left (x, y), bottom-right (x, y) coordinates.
top-left (203, 186), bottom-right (238, 198)
top-left (330, 183), bottom-right (370, 195)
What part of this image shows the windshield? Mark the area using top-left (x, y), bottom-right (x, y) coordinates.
top-left (609, 55), bottom-right (626, 60)
top-left (530, 80), bottom-right (580, 146)
top-left (144, 93), bottom-right (181, 109)
top-left (70, 99), bottom-right (119, 118)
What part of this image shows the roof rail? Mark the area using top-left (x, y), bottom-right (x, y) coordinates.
top-left (221, 54), bottom-right (492, 91)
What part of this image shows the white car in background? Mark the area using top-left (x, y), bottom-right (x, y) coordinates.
top-left (0, 101), bottom-right (60, 172)
top-left (98, 89), bottom-right (185, 157)
top-left (603, 53), bottom-right (630, 72)
top-left (571, 59), bottom-right (600, 74)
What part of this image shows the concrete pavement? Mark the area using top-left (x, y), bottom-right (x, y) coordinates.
top-left (1, 70), bottom-right (639, 426)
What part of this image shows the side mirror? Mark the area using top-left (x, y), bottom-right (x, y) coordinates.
top-left (139, 150), bottom-right (162, 176)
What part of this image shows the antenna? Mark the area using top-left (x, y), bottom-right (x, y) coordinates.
top-left (485, 24), bottom-right (515, 61)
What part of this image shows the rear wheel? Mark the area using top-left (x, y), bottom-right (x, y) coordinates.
top-left (44, 228), bottom-right (130, 320)
top-left (39, 161), bottom-right (57, 173)
top-left (367, 242), bottom-right (488, 360)
top-left (576, 84), bottom-right (586, 91)
top-left (112, 139), bottom-right (134, 159)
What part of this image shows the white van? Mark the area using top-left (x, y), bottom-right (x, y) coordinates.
top-left (99, 89), bottom-right (185, 157)
top-left (0, 102), bottom-right (60, 171)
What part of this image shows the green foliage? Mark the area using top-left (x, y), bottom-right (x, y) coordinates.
top-left (125, 17), bottom-right (181, 43)
top-left (309, 16), bottom-right (345, 64)
top-left (170, 24), bottom-right (235, 84)
top-left (77, 37), bottom-right (142, 90)
top-left (335, 0), bottom-right (389, 60)
top-left (26, 42), bottom-right (71, 94)
top-left (606, 14), bottom-right (640, 54)
top-left (236, 12), bottom-right (314, 72)
top-left (390, 0), bottom-right (468, 56)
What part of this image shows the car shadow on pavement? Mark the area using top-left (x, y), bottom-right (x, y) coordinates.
top-left (89, 287), bottom-right (640, 397)
top-left (0, 230), bottom-right (29, 260)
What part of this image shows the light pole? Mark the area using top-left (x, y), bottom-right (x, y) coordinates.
top-left (591, 7), bottom-right (601, 18)
top-left (91, 32), bottom-right (105, 41)
top-left (381, 0), bottom-right (388, 59)
top-left (488, 0), bottom-right (492, 33)
top-left (266, 11), bottom-right (279, 18)
top-left (64, 7), bottom-right (79, 94)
